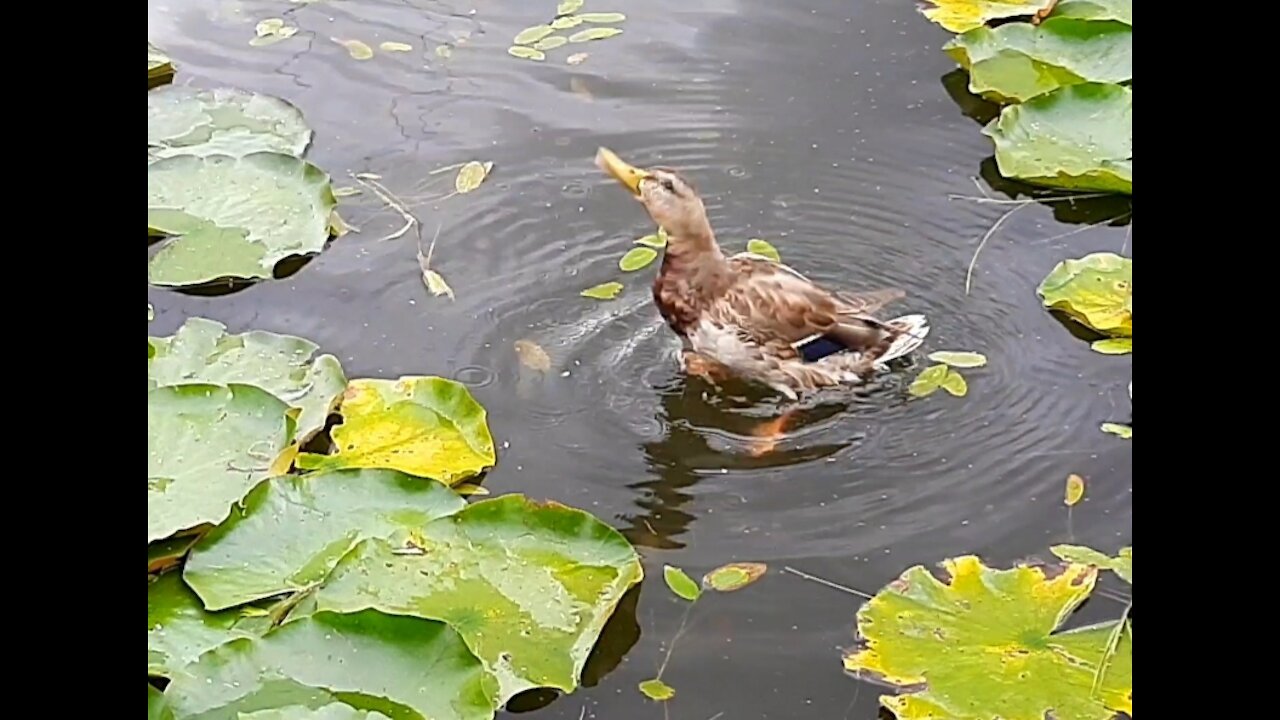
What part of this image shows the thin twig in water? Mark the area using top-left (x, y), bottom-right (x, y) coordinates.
top-left (947, 192), bottom-right (1113, 205)
top-left (965, 204), bottom-right (1025, 295)
top-left (1121, 222), bottom-right (1132, 255)
top-left (1038, 212), bottom-right (1132, 245)
top-left (351, 173), bottom-right (420, 242)
top-left (782, 566), bottom-right (873, 600)
top-left (655, 600), bottom-right (696, 679)
top-left (1091, 603), bottom-right (1130, 696)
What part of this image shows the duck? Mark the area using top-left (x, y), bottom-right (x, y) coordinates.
top-left (594, 147), bottom-right (930, 448)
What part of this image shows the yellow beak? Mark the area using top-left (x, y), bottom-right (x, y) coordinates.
top-left (595, 147), bottom-right (650, 196)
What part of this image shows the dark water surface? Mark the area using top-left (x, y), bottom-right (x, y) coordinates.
top-left (148, 0), bottom-right (1133, 716)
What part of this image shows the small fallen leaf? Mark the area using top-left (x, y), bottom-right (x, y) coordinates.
top-left (581, 282), bottom-right (624, 300)
top-left (435, 44), bottom-right (453, 58)
top-left (332, 186), bottom-right (362, 198)
top-left (1091, 338), bottom-right (1132, 355)
top-left (556, 0), bottom-right (584, 15)
top-left (534, 36), bottom-right (569, 51)
top-left (638, 679), bottom-right (675, 701)
top-left (566, 52), bottom-right (590, 65)
top-left (569, 27), bottom-right (624, 42)
top-left (552, 16), bottom-right (584, 30)
top-left (635, 233), bottom-right (666, 248)
top-left (454, 161), bottom-right (492, 193)
top-left (1100, 422), bottom-right (1131, 439)
top-left (513, 25), bottom-right (555, 45)
top-left (417, 248), bottom-right (455, 300)
top-left (1064, 473), bottom-right (1084, 507)
top-left (928, 351), bottom-right (988, 368)
top-left (578, 12), bottom-right (627, 22)
top-left (663, 564), bottom-right (702, 601)
top-left (256, 18), bottom-right (285, 36)
top-left (745, 238), bottom-right (780, 262)
top-left (334, 38), bottom-right (374, 60)
top-left (908, 364), bottom-right (949, 398)
top-left (379, 41), bottom-right (413, 52)
top-left (703, 562), bottom-right (767, 592)
top-left (514, 339), bottom-right (552, 372)
top-left (939, 370), bottom-right (968, 397)
top-left (508, 46), bottom-right (547, 61)
top-left (619, 247), bottom-right (659, 272)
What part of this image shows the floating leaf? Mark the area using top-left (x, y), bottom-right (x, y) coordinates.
top-left (663, 564), bottom-right (702, 601)
top-left (1100, 422), bottom-right (1131, 439)
top-left (1051, 544), bottom-right (1131, 584)
top-left (619, 246), bottom-right (659, 272)
top-left (534, 36), bottom-right (569, 51)
top-left (507, 46), bottom-right (546, 61)
top-left (566, 52), bottom-right (589, 65)
top-left (164, 610), bottom-right (497, 720)
top-left (907, 364), bottom-right (950, 398)
top-left (332, 186), bottom-right (361, 198)
top-left (919, 0), bottom-right (1057, 33)
top-left (148, 384), bottom-right (294, 543)
top-left (745, 238), bottom-right (781, 262)
top-left (1052, 0), bottom-right (1131, 25)
top-left (513, 25), bottom-right (555, 45)
top-left (556, 0), bottom-right (584, 15)
top-left (939, 370), bottom-right (968, 397)
top-left (148, 572), bottom-right (254, 677)
top-left (238, 704), bottom-right (393, 720)
top-left (1091, 338), bottom-right (1131, 354)
top-left (455, 161), bottom-right (492, 193)
top-left (148, 86), bottom-right (313, 160)
top-left (334, 38), bottom-right (374, 60)
top-left (514, 339), bottom-right (552, 372)
top-left (296, 376), bottom-right (496, 486)
top-left (927, 351), bottom-right (987, 368)
top-left (149, 41), bottom-right (175, 86)
top-left (944, 18), bottom-right (1131, 102)
top-left (422, 268), bottom-right (455, 299)
top-left (256, 18), bottom-right (285, 36)
top-left (1064, 473), bottom-right (1084, 506)
top-left (149, 317), bottom-right (347, 444)
top-left (638, 679), bottom-right (675, 701)
top-left (552, 16), bottom-right (584, 30)
top-left (983, 83), bottom-right (1131, 194)
top-left (844, 556), bottom-right (1130, 719)
top-left (184, 469), bottom-right (465, 609)
top-left (703, 562), bottom-right (767, 592)
top-left (436, 44), bottom-right (453, 58)
top-left (577, 12), bottom-right (627, 22)
top-left (635, 233), bottom-right (666, 248)
top-left (148, 153), bottom-right (338, 286)
top-left (581, 281), bottom-right (624, 299)
top-left (569, 28), bottom-right (624, 42)
top-left (149, 684), bottom-right (174, 720)
top-left (1036, 252), bottom-right (1131, 336)
top-left (313, 496), bottom-right (644, 704)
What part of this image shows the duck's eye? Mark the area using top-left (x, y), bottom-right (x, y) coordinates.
top-left (660, 178), bottom-right (676, 192)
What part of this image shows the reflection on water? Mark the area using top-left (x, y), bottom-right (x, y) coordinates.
top-left (149, 0), bottom-right (1131, 714)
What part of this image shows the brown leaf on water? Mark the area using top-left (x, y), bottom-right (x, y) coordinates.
top-left (514, 339), bottom-right (551, 372)
top-left (1064, 474), bottom-right (1085, 506)
top-left (703, 562), bottom-right (768, 592)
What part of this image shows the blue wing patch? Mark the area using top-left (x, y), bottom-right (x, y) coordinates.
top-left (794, 335), bottom-right (848, 362)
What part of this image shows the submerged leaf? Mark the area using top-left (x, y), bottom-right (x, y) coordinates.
top-left (508, 46), bottom-right (547, 61)
top-left (619, 246), bottom-right (659, 271)
top-left (663, 564), bottom-right (702, 601)
top-left (513, 25), bottom-right (556, 45)
top-left (745, 238), bottom-right (781, 262)
top-left (1100, 422), bottom-right (1131, 439)
top-left (148, 86), bottom-right (313, 160)
top-left (577, 12), bottom-right (627, 22)
top-left (920, 0), bottom-right (1057, 33)
top-left (556, 0), bottom-right (584, 15)
top-left (534, 36), bottom-right (569, 51)
top-left (333, 38), bottom-right (374, 60)
top-left (581, 281), bottom-right (624, 299)
top-left (703, 562), bottom-right (767, 592)
top-left (928, 350), bottom-right (987, 368)
top-left (939, 370), bottom-right (968, 397)
top-left (908, 364), bottom-right (950, 398)
top-left (1064, 473), bottom-right (1084, 506)
top-left (379, 41), bottom-right (413, 52)
top-left (454, 160), bottom-right (492, 193)
top-left (1037, 252), bottom-right (1131, 336)
top-left (1091, 338), bottom-right (1131, 354)
top-left (514, 339), bottom-right (552, 372)
top-left (638, 679), bottom-right (675, 701)
top-left (569, 27), bottom-right (624, 42)
top-left (1051, 544), bottom-right (1131, 584)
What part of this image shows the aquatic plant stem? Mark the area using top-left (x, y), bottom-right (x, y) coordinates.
top-left (964, 204), bottom-right (1025, 296)
top-left (1091, 602), bottom-right (1130, 696)
top-left (352, 173), bottom-right (420, 242)
top-left (655, 598), bottom-right (697, 679)
top-left (781, 566), bottom-right (873, 600)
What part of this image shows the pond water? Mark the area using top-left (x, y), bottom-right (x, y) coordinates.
top-left (148, 0), bottom-right (1133, 716)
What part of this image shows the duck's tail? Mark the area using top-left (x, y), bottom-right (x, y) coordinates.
top-left (872, 313), bottom-right (930, 368)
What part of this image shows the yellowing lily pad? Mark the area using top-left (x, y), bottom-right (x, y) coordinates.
top-left (619, 247), bottom-right (659, 271)
top-left (939, 370), bottom-right (968, 397)
top-left (296, 376), bottom-right (496, 486)
top-left (745, 239), bottom-right (781, 262)
top-left (1064, 473), bottom-right (1084, 506)
top-left (638, 679), bottom-right (675, 701)
top-left (844, 555), bottom-right (1131, 719)
top-left (334, 38), bottom-right (374, 60)
top-left (312, 495), bottom-right (644, 704)
top-left (569, 28), bottom-right (623, 42)
top-left (703, 562), bottom-right (767, 592)
top-left (454, 160), bottom-right (493, 193)
top-left (1091, 338), bottom-right (1131, 354)
top-left (1051, 544), bottom-right (1131, 584)
top-left (919, 0), bottom-right (1057, 33)
top-left (581, 281), bottom-right (624, 299)
top-left (1036, 252), bottom-right (1131, 336)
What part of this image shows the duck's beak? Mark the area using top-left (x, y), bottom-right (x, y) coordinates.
top-left (595, 147), bottom-right (650, 197)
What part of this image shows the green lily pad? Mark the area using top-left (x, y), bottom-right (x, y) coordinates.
top-left (982, 83), bottom-right (1131, 194)
top-left (927, 351), bottom-right (987, 368)
top-left (1090, 338), bottom-right (1131, 354)
top-left (149, 42), bottom-right (175, 87)
top-left (577, 12), bottom-right (627, 22)
top-left (634, 230), bottom-right (667, 248)
top-left (239, 705), bottom-right (392, 720)
top-left (552, 16), bottom-right (583, 29)
top-left (662, 564), bottom-right (701, 601)
top-left (703, 562), bottom-right (767, 592)
top-left (1050, 544), bottom-right (1131, 584)
top-left (1036, 252), bottom-right (1131, 336)
top-left (148, 153), bottom-right (338, 286)
top-left (507, 46), bottom-right (546, 61)
top-left (148, 384), bottom-right (295, 543)
top-left (939, 370), bottom-right (968, 397)
top-left (296, 376), bottom-right (496, 486)
top-left (513, 25), bottom-right (555, 45)
top-left (149, 572), bottom-right (254, 678)
top-left (164, 610), bottom-right (496, 720)
top-left (745, 239), bottom-right (781, 262)
top-left (534, 36), bottom-right (568, 51)
top-left (1100, 422), bottom-right (1131, 439)
top-left (919, 0), bottom-right (1057, 33)
top-left (150, 685), bottom-right (174, 720)
top-left (148, 86), bottom-right (313, 161)
top-left (907, 364), bottom-right (950, 398)
top-left (1052, 0), bottom-right (1131, 24)
top-left (581, 281), bottom-right (624, 299)
top-left (569, 28), bottom-right (624, 42)
top-left (638, 679), bottom-right (675, 701)
top-left (312, 495), bottom-right (643, 704)
top-left (556, 0), bottom-right (583, 15)
top-left (844, 555), bottom-right (1131, 719)
top-left (184, 469), bottom-right (466, 610)
top-left (944, 18), bottom-right (1131, 102)
top-left (148, 317), bottom-right (347, 444)
top-left (619, 247), bottom-right (658, 271)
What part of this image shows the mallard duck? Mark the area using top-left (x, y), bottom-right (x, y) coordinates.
top-left (594, 147), bottom-right (930, 406)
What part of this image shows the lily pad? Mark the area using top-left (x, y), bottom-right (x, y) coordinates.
top-left (556, 0), bottom-right (583, 15)
top-left (148, 317), bottom-right (347, 443)
top-left (148, 153), bottom-right (337, 286)
top-left (239, 705), bottom-right (392, 720)
top-left (944, 18), bottom-right (1131, 102)
top-left (638, 679), bottom-right (675, 701)
top-left (577, 12), bottom-right (627, 22)
top-left (379, 41), bottom-right (413, 52)
top-left (919, 0), bottom-right (1057, 33)
top-left (619, 247), bottom-right (658, 271)
top-left (1090, 338), bottom-right (1131, 354)
top-left (164, 610), bottom-right (496, 720)
top-left (149, 572), bottom-right (254, 678)
top-left (184, 469), bottom-right (465, 610)
top-left (1036, 252), bottom-right (1131, 336)
top-left (1100, 422), bottom-right (1131, 439)
top-left (939, 371), bottom-right (968, 397)
top-left (982, 83), bottom-right (1132, 194)
top-left (454, 161), bottom-right (493, 193)
top-left (1052, 0), bottom-right (1131, 24)
top-left (551, 16), bottom-right (583, 29)
top-left (843, 555), bottom-right (1131, 719)
top-left (662, 564), bottom-right (701, 601)
top-left (149, 42), bottom-right (175, 87)
top-left (745, 239), bottom-right (781, 262)
top-left (703, 562), bottom-right (767, 592)
top-left (296, 376), bottom-right (496, 486)
top-left (907, 364), bottom-right (950, 398)
top-left (1051, 544), bottom-right (1131, 584)
top-left (513, 25), bottom-right (555, 45)
top-left (148, 384), bottom-right (295, 543)
top-left (581, 281), bottom-right (624, 299)
top-left (1064, 473), bottom-right (1084, 506)
top-left (312, 495), bottom-right (644, 704)
top-left (634, 230), bottom-right (667, 248)
top-left (150, 685), bottom-right (174, 720)
top-left (508, 46), bottom-right (547, 61)
top-left (534, 36), bottom-right (569, 51)
top-left (927, 351), bottom-right (987, 368)
top-left (334, 38), bottom-right (374, 60)
top-left (569, 28), bottom-right (624, 42)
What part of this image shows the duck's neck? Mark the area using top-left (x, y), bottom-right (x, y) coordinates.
top-left (660, 224), bottom-right (726, 274)
top-left (653, 224), bottom-right (731, 332)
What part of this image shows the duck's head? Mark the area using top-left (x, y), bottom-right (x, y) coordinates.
top-left (595, 147), bottom-right (710, 239)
